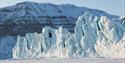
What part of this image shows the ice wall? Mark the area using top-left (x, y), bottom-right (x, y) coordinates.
top-left (75, 12), bottom-right (125, 58)
top-left (12, 12), bottom-right (125, 59)
top-left (12, 26), bottom-right (76, 59)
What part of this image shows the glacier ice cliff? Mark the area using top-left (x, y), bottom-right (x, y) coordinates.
top-left (0, 12), bottom-right (125, 59)
top-left (13, 26), bottom-right (77, 59)
top-left (12, 12), bottom-right (125, 59)
top-left (74, 13), bottom-right (125, 58)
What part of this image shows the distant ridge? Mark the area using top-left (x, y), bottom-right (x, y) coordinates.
top-left (0, 2), bottom-right (119, 36)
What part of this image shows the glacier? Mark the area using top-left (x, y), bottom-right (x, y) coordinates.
top-left (11, 12), bottom-right (125, 59)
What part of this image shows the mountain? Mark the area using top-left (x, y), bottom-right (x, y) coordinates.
top-left (0, 2), bottom-right (119, 36)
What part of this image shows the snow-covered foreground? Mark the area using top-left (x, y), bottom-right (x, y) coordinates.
top-left (0, 58), bottom-right (125, 63)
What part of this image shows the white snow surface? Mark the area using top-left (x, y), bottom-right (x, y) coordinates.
top-left (11, 12), bottom-right (125, 59)
top-left (0, 58), bottom-right (125, 63)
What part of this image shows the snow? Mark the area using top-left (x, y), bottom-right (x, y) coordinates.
top-left (0, 58), bottom-right (125, 63)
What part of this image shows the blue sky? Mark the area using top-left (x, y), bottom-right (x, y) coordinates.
top-left (0, 0), bottom-right (124, 16)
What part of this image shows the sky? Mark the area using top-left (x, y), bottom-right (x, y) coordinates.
top-left (0, 0), bottom-right (124, 16)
